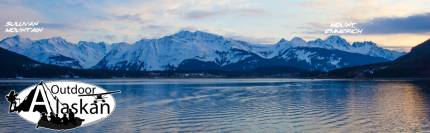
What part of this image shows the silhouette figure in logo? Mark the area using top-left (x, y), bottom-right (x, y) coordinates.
top-left (68, 109), bottom-right (76, 124)
top-left (37, 112), bottom-right (49, 128)
top-left (6, 81), bottom-right (86, 130)
top-left (37, 110), bottom-right (84, 130)
top-left (5, 90), bottom-right (18, 112)
top-left (53, 114), bottom-right (61, 125)
top-left (68, 109), bottom-right (75, 119)
top-left (61, 113), bottom-right (69, 125)
top-left (49, 112), bottom-right (55, 122)
top-left (11, 83), bottom-right (51, 113)
top-left (40, 112), bottom-right (48, 121)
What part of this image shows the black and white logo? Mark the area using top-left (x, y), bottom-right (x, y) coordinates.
top-left (5, 81), bottom-right (120, 130)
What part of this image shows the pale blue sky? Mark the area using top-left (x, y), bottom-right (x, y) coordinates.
top-left (1, 0), bottom-right (429, 49)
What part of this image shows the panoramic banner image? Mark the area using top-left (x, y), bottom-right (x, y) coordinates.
top-left (1, 0), bottom-right (430, 132)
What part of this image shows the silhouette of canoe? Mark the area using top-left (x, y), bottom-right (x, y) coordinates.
top-left (37, 117), bottom-right (84, 130)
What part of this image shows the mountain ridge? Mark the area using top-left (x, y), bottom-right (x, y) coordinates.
top-left (0, 31), bottom-right (404, 72)
top-left (328, 38), bottom-right (430, 78)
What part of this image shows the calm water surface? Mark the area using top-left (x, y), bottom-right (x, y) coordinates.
top-left (1, 79), bottom-right (430, 132)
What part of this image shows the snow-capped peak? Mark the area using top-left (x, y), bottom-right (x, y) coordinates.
top-left (7, 35), bottom-right (25, 40)
top-left (169, 30), bottom-right (224, 40)
top-left (274, 37), bottom-right (309, 49)
top-left (0, 36), bottom-right (113, 69)
top-left (290, 37), bottom-right (306, 44)
top-left (352, 41), bottom-right (376, 47)
top-left (48, 36), bottom-right (67, 41)
top-left (0, 35), bottom-right (33, 49)
top-left (0, 31), bottom-right (405, 71)
top-left (41, 36), bottom-right (70, 45)
top-left (277, 38), bottom-right (287, 43)
top-left (349, 41), bottom-right (404, 60)
top-left (325, 35), bottom-right (347, 43)
top-left (324, 35), bottom-right (350, 48)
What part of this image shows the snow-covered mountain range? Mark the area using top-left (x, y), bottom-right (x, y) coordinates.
top-left (0, 31), bottom-right (405, 72)
top-left (0, 36), bottom-right (111, 69)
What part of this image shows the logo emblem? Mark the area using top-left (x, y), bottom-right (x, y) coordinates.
top-left (5, 81), bottom-right (120, 130)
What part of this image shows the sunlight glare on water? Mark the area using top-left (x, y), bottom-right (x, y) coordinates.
top-left (0, 79), bottom-right (430, 132)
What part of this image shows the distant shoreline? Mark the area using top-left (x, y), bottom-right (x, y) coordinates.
top-left (1, 77), bottom-right (429, 82)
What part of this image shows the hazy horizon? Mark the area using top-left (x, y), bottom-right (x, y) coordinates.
top-left (1, 0), bottom-right (429, 51)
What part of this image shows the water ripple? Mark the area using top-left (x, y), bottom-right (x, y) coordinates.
top-left (1, 79), bottom-right (430, 132)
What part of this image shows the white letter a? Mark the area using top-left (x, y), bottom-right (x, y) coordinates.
top-left (29, 85), bottom-right (51, 113)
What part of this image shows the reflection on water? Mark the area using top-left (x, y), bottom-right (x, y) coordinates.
top-left (1, 79), bottom-right (430, 132)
